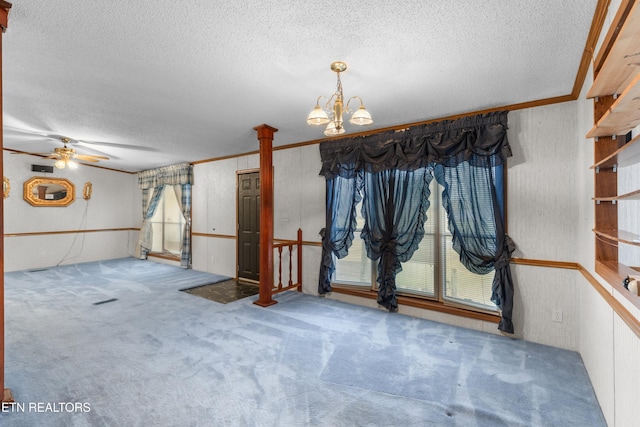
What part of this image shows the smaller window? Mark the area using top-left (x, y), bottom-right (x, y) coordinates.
top-left (149, 186), bottom-right (185, 257)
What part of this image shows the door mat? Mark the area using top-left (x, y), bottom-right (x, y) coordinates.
top-left (181, 279), bottom-right (259, 304)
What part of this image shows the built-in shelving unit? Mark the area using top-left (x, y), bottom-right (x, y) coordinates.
top-left (588, 0), bottom-right (640, 308)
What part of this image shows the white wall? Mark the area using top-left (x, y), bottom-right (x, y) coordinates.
top-left (3, 151), bottom-right (140, 271)
top-left (506, 102), bottom-right (584, 350)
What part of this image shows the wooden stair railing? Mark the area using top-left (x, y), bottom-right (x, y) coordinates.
top-left (272, 229), bottom-right (303, 295)
top-left (254, 228), bottom-right (303, 306)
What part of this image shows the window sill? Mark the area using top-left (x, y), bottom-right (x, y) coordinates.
top-left (148, 252), bottom-right (180, 261)
top-left (330, 284), bottom-right (500, 324)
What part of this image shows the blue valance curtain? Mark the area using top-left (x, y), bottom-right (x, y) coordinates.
top-left (318, 111), bottom-right (516, 333)
top-left (136, 162), bottom-right (194, 268)
top-left (138, 162), bottom-right (194, 189)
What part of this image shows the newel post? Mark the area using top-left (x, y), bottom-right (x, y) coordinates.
top-left (253, 124), bottom-right (278, 307)
top-left (0, 0), bottom-right (13, 404)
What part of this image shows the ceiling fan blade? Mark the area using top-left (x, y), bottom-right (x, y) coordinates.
top-left (74, 154), bottom-right (109, 160)
top-left (77, 139), bottom-right (157, 152)
top-left (3, 126), bottom-right (66, 145)
top-left (10, 151), bottom-right (53, 155)
top-left (74, 154), bottom-right (108, 162)
top-left (4, 126), bottom-right (54, 138)
top-left (69, 144), bottom-right (115, 158)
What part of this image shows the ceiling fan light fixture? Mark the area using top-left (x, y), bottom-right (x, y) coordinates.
top-left (67, 159), bottom-right (78, 169)
top-left (54, 159), bottom-right (66, 169)
top-left (307, 61), bottom-right (373, 137)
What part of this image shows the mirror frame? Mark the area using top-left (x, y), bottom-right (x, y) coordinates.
top-left (23, 177), bottom-right (75, 207)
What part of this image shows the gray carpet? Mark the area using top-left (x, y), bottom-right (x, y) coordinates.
top-left (1, 258), bottom-right (605, 426)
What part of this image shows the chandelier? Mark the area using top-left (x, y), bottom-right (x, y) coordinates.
top-left (306, 61), bottom-right (373, 136)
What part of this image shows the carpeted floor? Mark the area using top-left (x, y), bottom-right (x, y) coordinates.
top-left (1, 258), bottom-right (605, 426)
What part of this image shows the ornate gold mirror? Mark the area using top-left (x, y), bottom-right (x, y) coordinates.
top-left (3, 176), bottom-right (9, 199)
top-left (23, 177), bottom-right (75, 207)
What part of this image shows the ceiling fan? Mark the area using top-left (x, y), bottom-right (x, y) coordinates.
top-left (4, 126), bottom-right (161, 170)
top-left (44, 136), bottom-right (110, 169)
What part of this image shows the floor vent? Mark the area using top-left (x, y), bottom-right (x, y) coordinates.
top-left (93, 298), bottom-right (119, 306)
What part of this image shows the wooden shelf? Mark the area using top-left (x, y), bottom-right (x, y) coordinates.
top-left (595, 260), bottom-right (640, 311)
top-left (588, 0), bottom-right (640, 98)
top-left (591, 133), bottom-right (640, 168)
top-left (594, 228), bottom-right (640, 245)
top-left (587, 73), bottom-right (640, 138)
top-left (594, 188), bottom-right (640, 201)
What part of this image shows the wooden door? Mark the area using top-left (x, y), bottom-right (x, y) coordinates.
top-left (237, 171), bottom-right (260, 282)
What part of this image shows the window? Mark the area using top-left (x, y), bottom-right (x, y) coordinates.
top-left (149, 186), bottom-right (186, 257)
top-left (334, 176), bottom-right (497, 312)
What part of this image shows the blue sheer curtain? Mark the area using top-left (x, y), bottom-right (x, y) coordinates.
top-left (138, 186), bottom-right (165, 259)
top-left (434, 161), bottom-right (514, 332)
top-left (318, 111), bottom-right (517, 333)
top-left (360, 168), bottom-right (432, 311)
top-left (319, 174), bottom-right (363, 294)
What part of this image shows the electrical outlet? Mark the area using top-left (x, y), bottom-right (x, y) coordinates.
top-left (551, 308), bottom-right (563, 323)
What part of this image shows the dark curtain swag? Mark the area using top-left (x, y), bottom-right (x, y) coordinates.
top-left (318, 111), bottom-right (517, 333)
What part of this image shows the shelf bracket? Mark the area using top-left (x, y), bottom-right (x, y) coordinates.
top-left (612, 134), bottom-right (617, 140)
top-left (613, 93), bottom-right (618, 100)
top-left (595, 166), bottom-right (600, 174)
top-left (612, 200), bottom-right (617, 205)
top-left (596, 200), bottom-right (601, 204)
top-left (613, 164), bottom-right (617, 173)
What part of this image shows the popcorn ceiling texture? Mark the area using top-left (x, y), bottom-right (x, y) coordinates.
top-left (3, 0), bottom-right (597, 172)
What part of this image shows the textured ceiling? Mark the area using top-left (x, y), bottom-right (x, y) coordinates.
top-left (3, 0), bottom-right (599, 172)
